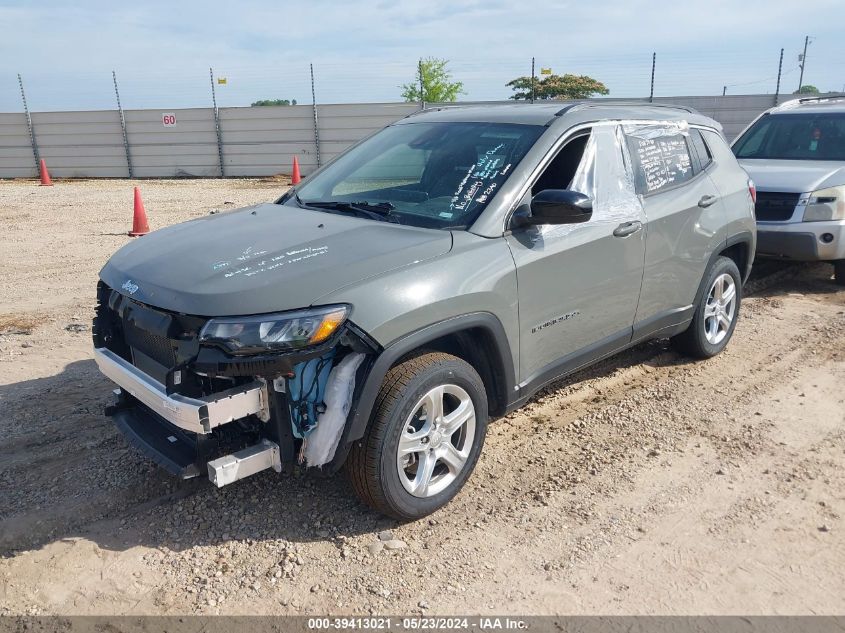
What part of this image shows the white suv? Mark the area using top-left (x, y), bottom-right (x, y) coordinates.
top-left (733, 96), bottom-right (845, 284)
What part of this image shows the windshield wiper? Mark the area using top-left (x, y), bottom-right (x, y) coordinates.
top-left (301, 200), bottom-right (399, 223)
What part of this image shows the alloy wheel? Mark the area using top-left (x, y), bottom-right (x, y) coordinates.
top-left (396, 384), bottom-right (476, 498)
top-left (703, 273), bottom-right (737, 345)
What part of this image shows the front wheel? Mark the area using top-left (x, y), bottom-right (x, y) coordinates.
top-left (346, 351), bottom-right (488, 520)
top-left (834, 260), bottom-right (845, 286)
top-left (671, 256), bottom-right (742, 359)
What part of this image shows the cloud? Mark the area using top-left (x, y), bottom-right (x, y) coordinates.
top-left (1, 0), bottom-right (842, 110)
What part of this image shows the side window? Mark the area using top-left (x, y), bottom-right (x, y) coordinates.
top-left (625, 128), bottom-right (694, 195)
top-left (702, 129), bottom-right (734, 163)
top-left (732, 117), bottom-right (771, 158)
top-left (531, 131), bottom-right (591, 196)
top-left (688, 129), bottom-right (712, 172)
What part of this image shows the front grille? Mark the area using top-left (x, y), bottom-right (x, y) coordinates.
top-left (755, 191), bottom-right (801, 222)
top-left (123, 319), bottom-right (178, 368)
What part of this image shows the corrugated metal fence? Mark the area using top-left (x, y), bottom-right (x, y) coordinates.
top-left (0, 95), bottom-right (778, 179)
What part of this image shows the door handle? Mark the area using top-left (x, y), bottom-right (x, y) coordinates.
top-left (613, 221), bottom-right (642, 238)
top-left (698, 195), bottom-right (718, 208)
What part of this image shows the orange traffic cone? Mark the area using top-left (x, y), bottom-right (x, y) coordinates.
top-left (39, 159), bottom-right (53, 186)
top-left (291, 156), bottom-right (301, 185)
top-left (129, 186), bottom-right (150, 237)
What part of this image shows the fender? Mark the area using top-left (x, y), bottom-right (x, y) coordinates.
top-left (345, 312), bottom-right (515, 444)
top-left (726, 230), bottom-right (755, 283)
top-left (693, 232), bottom-right (755, 311)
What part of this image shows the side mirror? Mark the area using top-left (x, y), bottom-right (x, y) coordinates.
top-left (520, 189), bottom-right (593, 226)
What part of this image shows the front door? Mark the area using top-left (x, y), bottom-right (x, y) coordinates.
top-left (505, 125), bottom-right (646, 391)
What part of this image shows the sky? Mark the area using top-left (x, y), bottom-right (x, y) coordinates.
top-left (1, 0), bottom-right (843, 112)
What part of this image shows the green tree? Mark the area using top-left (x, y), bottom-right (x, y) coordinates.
top-left (793, 85), bottom-right (820, 95)
top-left (251, 99), bottom-right (298, 106)
top-left (506, 74), bottom-right (609, 100)
top-left (401, 58), bottom-right (465, 103)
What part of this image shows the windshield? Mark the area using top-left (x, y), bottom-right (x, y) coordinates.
top-left (733, 112), bottom-right (845, 161)
top-left (288, 121), bottom-right (545, 229)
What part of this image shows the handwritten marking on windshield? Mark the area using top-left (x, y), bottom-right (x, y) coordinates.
top-left (449, 143), bottom-right (511, 214)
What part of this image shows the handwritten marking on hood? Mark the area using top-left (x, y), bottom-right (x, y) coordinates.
top-left (211, 245), bottom-right (274, 272)
top-left (237, 249), bottom-right (268, 262)
top-left (223, 246), bottom-right (329, 279)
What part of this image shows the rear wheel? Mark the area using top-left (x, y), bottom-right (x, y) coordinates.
top-left (346, 351), bottom-right (488, 520)
top-left (834, 260), bottom-right (845, 286)
top-left (671, 256), bottom-right (742, 359)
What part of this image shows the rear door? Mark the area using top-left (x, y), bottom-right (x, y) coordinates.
top-left (506, 124), bottom-right (646, 391)
top-left (701, 128), bottom-right (757, 250)
top-left (626, 124), bottom-right (727, 332)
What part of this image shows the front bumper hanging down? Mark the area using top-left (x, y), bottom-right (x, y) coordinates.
top-left (93, 347), bottom-right (270, 434)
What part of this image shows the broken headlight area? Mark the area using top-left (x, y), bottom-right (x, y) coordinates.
top-left (93, 282), bottom-right (377, 483)
top-left (198, 305), bottom-right (349, 355)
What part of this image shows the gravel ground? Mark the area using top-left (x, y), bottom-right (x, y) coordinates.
top-left (0, 178), bottom-right (843, 616)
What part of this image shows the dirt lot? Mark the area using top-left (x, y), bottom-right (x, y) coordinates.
top-left (0, 178), bottom-right (843, 616)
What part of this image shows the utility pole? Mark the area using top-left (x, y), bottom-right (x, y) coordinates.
top-left (797, 35), bottom-right (810, 91)
top-left (310, 63), bottom-right (321, 168)
top-left (418, 59), bottom-right (425, 110)
top-left (649, 52), bottom-right (656, 102)
top-left (209, 67), bottom-right (224, 178)
top-left (17, 73), bottom-right (40, 175)
top-left (774, 48), bottom-right (784, 106)
top-left (530, 57), bottom-right (535, 104)
top-left (112, 70), bottom-right (133, 178)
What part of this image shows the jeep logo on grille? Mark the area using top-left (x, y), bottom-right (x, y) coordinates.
top-left (121, 279), bottom-right (139, 295)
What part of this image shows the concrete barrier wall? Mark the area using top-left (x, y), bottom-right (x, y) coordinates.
top-left (649, 94), bottom-right (776, 139)
top-left (0, 95), bottom-right (784, 179)
top-left (126, 108), bottom-right (219, 178)
top-left (0, 112), bottom-right (38, 179)
top-left (220, 105), bottom-right (315, 177)
top-left (316, 102), bottom-right (420, 166)
top-left (31, 109), bottom-right (127, 178)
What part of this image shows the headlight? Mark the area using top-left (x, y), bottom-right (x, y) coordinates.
top-left (199, 305), bottom-right (348, 355)
top-left (803, 185), bottom-right (845, 222)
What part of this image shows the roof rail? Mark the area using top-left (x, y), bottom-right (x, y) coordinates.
top-left (797, 94), bottom-right (845, 104)
top-left (553, 102), bottom-right (587, 116)
top-left (774, 94), bottom-right (845, 111)
top-left (400, 105), bottom-right (463, 120)
top-left (554, 100), bottom-right (697, 115)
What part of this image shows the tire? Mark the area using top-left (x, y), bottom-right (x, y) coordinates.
top-left (671, 256), bottom-right (742, 359)
top-left (346, 351), bottom-right (488, 520)
top-left (834, 261), bottom-right (845, 287)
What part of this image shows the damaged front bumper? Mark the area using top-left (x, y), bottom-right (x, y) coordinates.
top-left (93, 282), bottom-right (378, 485)
top-left (94, 347), bottom-right (270, 435)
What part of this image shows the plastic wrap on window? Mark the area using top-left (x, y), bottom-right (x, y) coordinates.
top-left (538, 124), bottom-right (643, 240)
top-left (621, 120), bottom-right (689, 139)
top-left (568, 131), bottom-right (597, 198)
top-left (622, 120), bottom-right (693, 194)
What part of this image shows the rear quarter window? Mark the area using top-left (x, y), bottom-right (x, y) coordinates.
top-left (701, 129), bottom-right (736, 163)
top-left (688, 129), bottom-right (713, 171)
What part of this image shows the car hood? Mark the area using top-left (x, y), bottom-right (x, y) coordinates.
top-left (738, 159), bottom-right (845, 193)
top-left (100, 203), bottom-right (453, 316)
